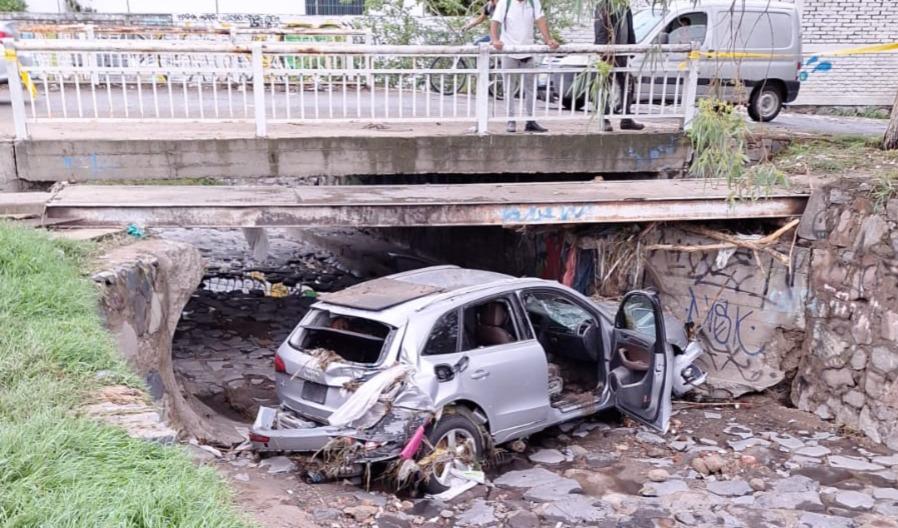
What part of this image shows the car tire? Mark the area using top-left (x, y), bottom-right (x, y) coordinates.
top-left (421, 409), bottom-right (485, 495)
top-left (748, 84), bottom-right (783, 122)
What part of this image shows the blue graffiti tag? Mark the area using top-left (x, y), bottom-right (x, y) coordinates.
top-left (686, 287), bottom-right (765, 357)
top-left (499, 205), bottom-right (592, 223)
top-left (799, 55), bottom-right (833, 82)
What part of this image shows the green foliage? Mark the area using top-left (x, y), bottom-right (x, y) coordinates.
top-left (0, 222), bottom-right (248, 528)
top-left (774, 136), bottom-right (893, 175)
top-left (688, 98), bottom-right (787, 201)
top-left (871, 171), bottom-right (898, 212)
top-left (0, 0), bottom-right (26, 12)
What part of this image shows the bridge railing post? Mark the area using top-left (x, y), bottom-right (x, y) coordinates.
top-left (475, 43), bottom-right (490, 135)
top-left (251, 42), bottom-right (267, 137)
top-left (85, 25), bottom-right (99, 86)
top-left (3, 41), bottom-right (29, 140)
top-left (682, 44), bottom-right (700, 130)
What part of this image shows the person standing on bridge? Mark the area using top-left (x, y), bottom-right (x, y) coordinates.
top-left (490, 0), bottom-right (559, 133)
top-left (594, 0), bottom-right (644, 131)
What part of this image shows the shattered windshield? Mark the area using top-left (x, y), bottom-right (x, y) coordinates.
top-left (289, 309), bottom-right (394, 365)
top-left (523, 294), bottom-right (593, 332)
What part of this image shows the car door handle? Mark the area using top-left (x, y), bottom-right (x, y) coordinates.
top-left (470, 369), bottom-right (490, 380)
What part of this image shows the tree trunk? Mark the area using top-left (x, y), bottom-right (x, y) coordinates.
top-left (884, 89), bottom-right (898, 150)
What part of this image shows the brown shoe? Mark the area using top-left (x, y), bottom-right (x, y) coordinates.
top-left (620, 118), bottom-right (645, 130)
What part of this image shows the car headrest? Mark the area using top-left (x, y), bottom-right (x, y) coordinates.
top-left (479, 302), bottom-right (508, 327)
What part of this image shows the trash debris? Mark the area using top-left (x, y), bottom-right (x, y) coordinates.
top-left (327, 364), bottom-right (413, 427)
top-left (126, 224), bottom-right (146, 238)
top-left (428, 469), bottom-right (487, 501)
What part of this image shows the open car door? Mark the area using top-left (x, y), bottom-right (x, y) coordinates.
top-left (608, 291), bottom-right (672, 433)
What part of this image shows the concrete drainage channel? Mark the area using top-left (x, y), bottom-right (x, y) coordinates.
top-left (90, 221), bottom-right (898, 528)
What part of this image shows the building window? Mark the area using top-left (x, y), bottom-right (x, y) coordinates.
top-left (305, 0), bottom-right (365, 15)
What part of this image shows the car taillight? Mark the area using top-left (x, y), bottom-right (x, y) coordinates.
top-left (274, 354), bottom-right (286, 374)
top-left (0, 31), bottom-right (10, 39)
top-left (249, 432), bottom-right (270, 443)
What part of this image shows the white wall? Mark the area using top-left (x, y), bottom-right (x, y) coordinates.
top-left (26, 0), bottom-right (310, 14)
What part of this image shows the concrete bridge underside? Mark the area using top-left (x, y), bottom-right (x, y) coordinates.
top-left (8, 179), bottom-right (808, 228)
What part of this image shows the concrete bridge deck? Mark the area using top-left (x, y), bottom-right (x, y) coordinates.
top-left (7, 179), bottom-right (807, 228)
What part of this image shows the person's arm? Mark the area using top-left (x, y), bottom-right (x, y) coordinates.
top-left (490, 20), bottom-right (503, 49)
top-left (463, 13), bottom-right (486, 32)
top-left (536, 17), bottom-right (559, 49)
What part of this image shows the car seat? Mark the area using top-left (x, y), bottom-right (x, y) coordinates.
top-left (476, 302), bottom-right (514, 347)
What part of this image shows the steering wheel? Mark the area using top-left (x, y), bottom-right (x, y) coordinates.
top-left (576, 320), bottom-right (595, 337)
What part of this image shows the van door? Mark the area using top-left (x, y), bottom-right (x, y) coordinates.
top-left (608, 291), bottom-right (672, 432)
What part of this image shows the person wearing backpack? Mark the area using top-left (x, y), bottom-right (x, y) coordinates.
top-left (490, 0), bottom-right (559, 133)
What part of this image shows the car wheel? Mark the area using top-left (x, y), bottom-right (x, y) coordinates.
top-left (748, 84), bottom-right (783, 122)
top-left (421, 410), bottom-right (484, 495)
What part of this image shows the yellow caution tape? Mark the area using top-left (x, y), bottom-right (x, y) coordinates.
top-left (683, 41), bottom-right (898, 62)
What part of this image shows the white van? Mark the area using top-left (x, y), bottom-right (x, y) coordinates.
top-left (553, 0), bottom-right (802, 122)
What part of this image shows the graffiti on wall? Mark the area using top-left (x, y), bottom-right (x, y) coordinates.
top-left (799, 56), bottom-right (833, 82)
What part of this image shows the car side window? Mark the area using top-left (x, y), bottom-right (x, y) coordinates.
top-left (658, 12), bottom-right (708, 45)
top-left (461, 297), bottom-right (520, 351)
top-left (422, 309), bottom-right (460, 356)
top-left (521, 291), bottom-right (595, 334)
top-left (620, 296), bottom-right (657, 341)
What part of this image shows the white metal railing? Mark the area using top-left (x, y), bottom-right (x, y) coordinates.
top-left (3, 39), bottom-right (699, 139)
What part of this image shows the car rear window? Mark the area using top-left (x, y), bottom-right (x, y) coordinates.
top-left (289, 309), bottom-right (393, 365)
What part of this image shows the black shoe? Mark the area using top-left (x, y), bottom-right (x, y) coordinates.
top-left (602, 119), bottom-right (613, 132)
top-left (620, 118), bottom-right (645, 130)
top-left (525, 121), bottom-right (548, 133)
top-left (506, 121), bottom-right (516, 133)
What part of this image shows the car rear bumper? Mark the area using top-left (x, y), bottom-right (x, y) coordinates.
top-left (250, 406), bottom-right (343, 452)
top-left (784, 81), bottom-right (800, 103)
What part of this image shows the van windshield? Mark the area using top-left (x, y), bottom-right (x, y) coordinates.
top-left (289, 309), bottom-right (393, 365)
top-left (633, 8), bottom-right (664, 43)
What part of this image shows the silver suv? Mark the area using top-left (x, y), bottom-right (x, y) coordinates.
top-left (251, 266), bottom-right (706, 491)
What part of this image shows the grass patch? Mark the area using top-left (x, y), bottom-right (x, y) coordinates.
top-left (871, 171), bottom-right (898, 212)
top-left (773, 136), bottom-right (898, 175)
top-left (0, 222), bottom-right (247, 527)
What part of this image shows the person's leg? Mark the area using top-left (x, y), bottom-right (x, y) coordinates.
top-left (619, 68), bottom-right (644, 130)
top-left (502, 56), bottom-right (521, 131)
top-left (521, 58), bottom-right (547, 132)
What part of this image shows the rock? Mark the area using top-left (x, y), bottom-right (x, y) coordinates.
top-left (827, 455), bottom-right (886, 472)
top-left (756, 490), bottom-right (823, 511)
top-left (505, 510), bottom-right (539, 528)
top-left (795, 446), bottom-right (832, 458)
top-left (823, 369), bottom-right (855, 389)
top-left (871, 347), bottom-right (898, 375)
top-left (260, 455), bottom-right (296, 474)
top-left (675, 511), bottom-right (697, 526)
top-left (699, 438), bottom-right (719, 446)
top-left (568, 445), bottom-right (589, 459)
top-left (523, 477), bottom-right (582, 502)
top-left (703, 454), bottom-right (725, 474)
top-left (769, 433), bottom-right (806, 451)
top-left (232, 472), bottom-right (249, 482)
top-left (538, 496), bottom-right (609, 524)
top-left (647, 469), bottom-right (671, 482)
top-left (832, 490), bottom-right (874, 510)
top-left (377, 513), bottom-right (413, 528)
top-left (637, 431), bottom-right (666, 444)
top-left (528, 449), bottom-right (566, 465)
top-left (345, 504), bottom-right (379, 522)
top-left (728, 438), bottom-right (772, 452)
top-left (704, 412), bottom-right (722, 420)
top-left (563, 469), bottom-right (616, 496)
top-left (772, 475), bottom-right (820, 494)
top-left (670, 440), bottom-right (692, 452)
top-left (749, 478), bottom-right (766, 491)
top-left (312, 508), bottom-right (341, 522)
top-left (843, 390), bottom-right (866, 409)
top-left (874, 501), bottom-right (898, 516)
top-left (455, 499), bottom-right (495, 526)
top-left (640, 479), bottom-right (689, 497)
top-left (797, 512), bottom-right (856, 528)
top-left (691, 457), bottom-right (710, 475)
top-left (439, 509), bottom-right (454, 518)
top-left (871, 454), bottom-right (898, 467)
top-left (495, 468), bottom-right (562, 489)
top-left (509, 440), bottom-right (527, 453)
top-left (723, 425), bottom-right (754, 440)
top-left (873, 487), bottom-right (898, 501)
top-left (185, 444), bottom-right (219, 465)
top-left (706, 479), bottom-right (753, 497)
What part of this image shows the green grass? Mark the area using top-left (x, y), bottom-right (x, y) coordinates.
top-left (773, 135), bottom-right (898, 175)
top-left (0, 222), bottom-right (248, 528)
top-left (871, 171), bottom-right (898, 212)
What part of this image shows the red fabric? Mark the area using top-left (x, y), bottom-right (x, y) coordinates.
top-left (561, 245), bottom-right (578, 287)
top-left (542, 235), bottom-right (563, 280)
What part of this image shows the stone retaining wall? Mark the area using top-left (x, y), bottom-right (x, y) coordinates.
top-left (792, 184), bottom-right (898, 449)
top-left (92, 238), bottom-right (243, 445)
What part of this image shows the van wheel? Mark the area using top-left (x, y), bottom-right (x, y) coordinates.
top-left (748, 85), bottom-right (783, 122)
top-left (421, 410), bottom-right (484, 494)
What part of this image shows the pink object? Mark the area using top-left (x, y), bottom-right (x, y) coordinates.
top-left (400, 425), bottom-right (427, 460)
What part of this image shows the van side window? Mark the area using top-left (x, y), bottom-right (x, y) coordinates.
top-left (423, 310), bottom-right (460, 356)
top-left (461, 298), bottom-right (520, 351)
top-left (659, 12), bottom-right (707, 45)
top-left (715, 11), bottom-right (791, 50)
